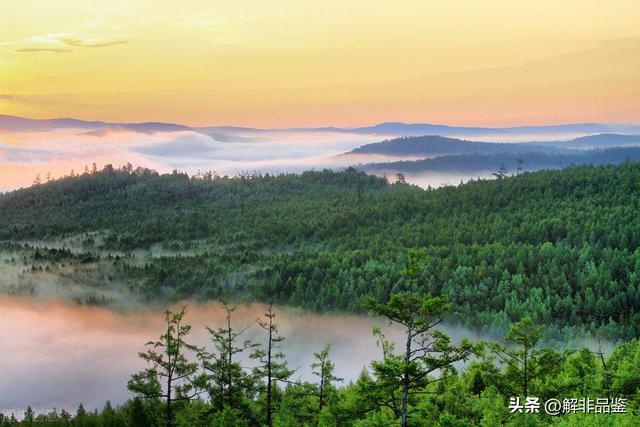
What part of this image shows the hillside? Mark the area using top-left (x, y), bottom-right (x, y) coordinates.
top-left (537, 133), bottom-right (640, 149)
top-left (339, 121), bottom-right (640, 137)
top-left (0, 114), bottom-right (190, 133)
top-left (346, 135), bottom-right (570, 157)
top-left (346, 133), bottom-right (640, 158)
top-left (360, 146), bottom-right (640, 175)
top-left (1, 163), bottom-right (640, 339)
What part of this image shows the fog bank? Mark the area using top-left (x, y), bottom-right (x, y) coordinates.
top-left (0, 296), bottom-right (490, 413)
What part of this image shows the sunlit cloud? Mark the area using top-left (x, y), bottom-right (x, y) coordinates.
top-left (22, 33), bottom-right (129, 52)
top-left (27, 32), bottom-right (72, 44)
top-left (17, 48), bottom-right (71, 53)
top-left (60, 38), bottom-right (128, 48)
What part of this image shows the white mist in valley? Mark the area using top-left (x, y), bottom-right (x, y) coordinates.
top-left (0, 129), bottom-right (384, 191)
top-left (0, 125), bottom-right (618, 192)
top-left (0, 295), bottom-right (488, 413)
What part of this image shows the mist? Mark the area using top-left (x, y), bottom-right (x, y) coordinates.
top-left (364, 169), bottom-right (496, 188)
top-left (0, 128), bottom-right (384, 191)
top-left (0, 295), bottom-right (489, 414)
top-left (0, 294), bottom-right (614, 416)
top-left (0, 126), bottom-right (617, 192)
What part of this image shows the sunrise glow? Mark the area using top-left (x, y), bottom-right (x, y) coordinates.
top-left (1, 0), bottom-right (639, 127)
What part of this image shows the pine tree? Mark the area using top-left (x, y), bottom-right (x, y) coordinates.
top-left (311, 345), bottom-right (342, 413)
top-left (250, 304), bottom-right (294, 427)
top-left (200, 301), bottom-right (255, 412)
top-left (363, 250), bottom-right (477, 427)
top-left (486, 317), bottom-right (564, 398)
top-left (128, 306), bottom-right (207, 427)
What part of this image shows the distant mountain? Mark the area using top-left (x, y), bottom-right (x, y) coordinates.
top-left (533, 133), bottom-right (640, 149)
top-left (345, 135), bottom-right (571, 157)
top-left (0, 115), bottom-right (105, 131)
top-left (2, 114), bottom-right (640, 141)
top-left (196, 122), bottom-right (640, 138)
top-left (332, 122), bottom-right (640, 137)
top-left (0, 114), bottom-right (190, 133)
top-left (359, 147), bottom-right (640, 176)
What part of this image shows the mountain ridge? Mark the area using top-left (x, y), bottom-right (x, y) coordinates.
top-left (3, 114), bottom-right (640, 137)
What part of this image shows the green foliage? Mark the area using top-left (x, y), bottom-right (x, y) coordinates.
top-left (128, 307), bottom-right (207, 427)
top-left (2, 163), bottom-right (640, 340)
top-left (199, 301), bottom-right (256, 413)
top-left (251, 304), bottom-right (295, 427)
top-left (363, 285), bottom-right (478, 426)
top-left (311, 345), bottom-right (343, 413)
top-left (363, 146), bottom-right (640, 176)
top-left (2, 162), bottom-right (640, 426)
top-left (5, 328), bottom-right (640, 427)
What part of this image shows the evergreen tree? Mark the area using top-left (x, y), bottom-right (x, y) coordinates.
top-left (311, 345), bottom-right (342, 413)
top-left (486, 317), bottom-right (564, 398)
top-left (250, 304), bottom-right (294, 427)
top-left (200, 301), bottom-right (255, 413)
top-left (128, 307), bottom-right (206, 427)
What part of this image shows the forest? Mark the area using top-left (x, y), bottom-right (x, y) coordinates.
top-left (1, 163), bottom-right (639, 425)
top-left (0, 292), bottom-right (638, 426)
top-left (345, 133), bottom-right (640, 158)
top-left (1, 162), bottom-right (640, 341)
top-left (360, 147), bottom-right (640, 176)
top-left (346, 135), bottom-right (568, 157)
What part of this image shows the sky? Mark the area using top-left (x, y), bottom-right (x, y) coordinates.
top-left (1, 0), bottom-right (639, 127)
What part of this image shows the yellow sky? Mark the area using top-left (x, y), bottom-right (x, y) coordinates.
top-left (1, 0), bottom-right (639, 127)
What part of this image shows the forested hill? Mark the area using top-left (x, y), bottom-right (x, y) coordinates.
top-left (346, 135), bottom-right (568, 157)
top-left (361, 146), bottom-right (640, 175)
top-left (1, 163), bottom-right (640, 339)
top-left (0, 166), bottom-right (389, 247)
top-left (536, 133), bottom-right (640, 149)
top-left (346, 133), bottom-right (640, 157)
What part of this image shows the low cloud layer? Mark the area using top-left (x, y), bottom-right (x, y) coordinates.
top-left (0, 295), bottom-right (495, 413)
top-left (0, 128), bottom-right (386, 191)
top-left (2, 124), bottom-right (633, 191)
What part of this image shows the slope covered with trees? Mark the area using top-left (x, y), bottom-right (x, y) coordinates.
top-left (360, 146), bottom-right (640, 175)
top-left (1, 162), bottom-right (640, 340)
top-left (346, 133), bottom-right (640, 158)
top-left (537, 133), bottom-right (640, 149)
top-left (346, 135), bottom-right (568, 157)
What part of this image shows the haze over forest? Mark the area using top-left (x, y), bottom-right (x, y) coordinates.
top-left (2, 1), bottom-right (640, 425)
top-left (2, 114), bottom-right (640, 192)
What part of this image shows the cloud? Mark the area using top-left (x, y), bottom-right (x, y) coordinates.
top-left (132, 133), bottom-right (219, 157)
top-left (27, 33), bottom-right (71, 45)
top-left (0, 127), bottom-right (384, 190)
top-left (16, 48), bottom-right (71, 53)
top-left (22, 33), bottom-right (129, 52)
top-left (60, 38), bottom-right (128, 48)
top-left (0, 41), bottom-right (12, 46)
top-left (0, 144), bottom-right (66, 163)
top-left (0, 94), bottom-right (14, 100)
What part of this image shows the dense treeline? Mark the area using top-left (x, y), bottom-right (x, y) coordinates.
top-left (361, 146), bottom-right (640, 176)
top-left (1, 292), bottom-right (638, 427)
top-left (0, 164), bottom-right (386, 248)
top-left (1, 162), bottom-right (640, 339)
top-left (346, 135), bottom-right (569, 156)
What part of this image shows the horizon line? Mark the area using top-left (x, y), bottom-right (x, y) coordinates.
top-left (2, 113), bottom-right (640, 132)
